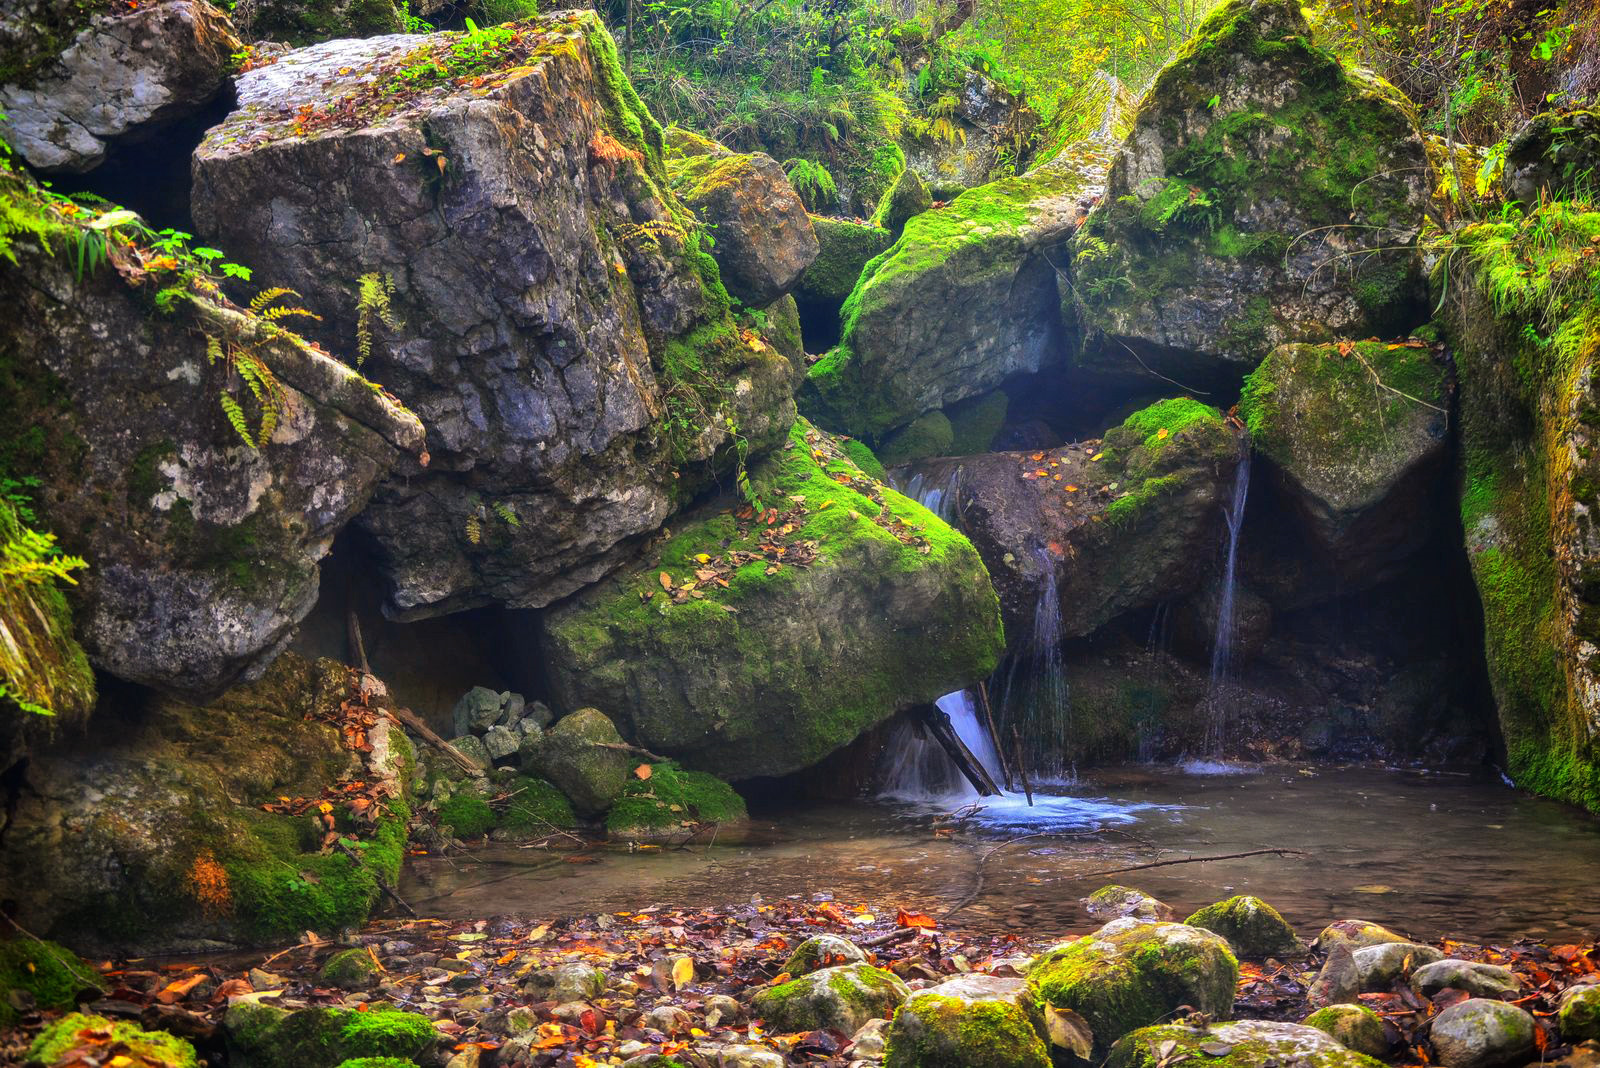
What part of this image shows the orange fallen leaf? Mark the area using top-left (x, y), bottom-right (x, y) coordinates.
top-left (896, 907), bottom-right (937, 929)
top-left (635, 764), bottom-right (653, 780)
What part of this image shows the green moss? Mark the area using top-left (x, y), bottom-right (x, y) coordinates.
top-left (605, 762), bottom-right (746, 834)
top-left (0, 939), bottom-right (100, 1029)
top-left (797, 217), bottom-right (895, 305)
top-left (869, 167), bottom-right (933, 235)
top-left (885, 992), bottom-right (1050, 1068)
top-left (437, 795), bottom-right (494, 838)
top-left (29, 1013), bottom-right (197, 1068)
top-left (1559, 985), bottom-right (1600, 1042)
top-left (320, 948), bottom-right (380, 988)
top-left (497, 776), bottom-right (578, 833)
top-left (841, 439), bottom-right (887, 481)
top-left (228, 1005), bottom-right (436, 1068)
top-left (336, 1060), bottom-right (420, 1068)
top-left (1108, 1022), bottom-right (1386, 1068)
top-left (877, 410), bottom-right (954, 467)
top-left (945, 391), bottom-right (1009, 456)
top-left (1183, 896), bottom-right (1301, 957)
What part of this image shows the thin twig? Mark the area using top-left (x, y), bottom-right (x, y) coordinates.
top-left (1113, 337), bottom-right (1211, 395)
top-left (1069, 847), bottom-right (1308, 881)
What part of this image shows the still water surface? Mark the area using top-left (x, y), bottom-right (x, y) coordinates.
top-left (402, 764), bottom-right (1600, 943)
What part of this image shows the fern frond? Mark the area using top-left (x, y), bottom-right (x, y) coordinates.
top-left (219, 392), bottom-right (256, 448)
top-left (250, 286), bottom-right (297, 312)
top-left (465, 514), bottom-right (482, 545)
top-left (491, 500), bottom-right (519, 527)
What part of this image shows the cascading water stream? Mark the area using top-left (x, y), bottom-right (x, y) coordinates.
top-left (994, 547), bottom-right (1070, 778)
top-left (1202, 440), bottom-right (1252, 754)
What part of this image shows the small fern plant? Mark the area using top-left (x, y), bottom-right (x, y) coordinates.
top-left (356, 271), bottom-right (401, 369)
top-left (207, 288), bottom-right (320, 448)
top-left (784, 158), bottom-right (838, 211)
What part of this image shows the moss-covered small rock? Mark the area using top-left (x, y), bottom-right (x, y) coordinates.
top-left (0, 939), bottom-right (100, 1028)
top-left (1303, 1004), bottom-right (1389, 1058)
top-left (870, 167), bottom-right (933, 236)
top-left (783, 934), bottom-right (867, 974)
top-left (525, 962), bottom-right (607, 1003)
top-left (878, 410), bottom-right (955, 467)
top-left (1183, 896), bottom-right (1302, 958)
top-left (224, 1003), bottom-right (439, 1068)
top-left (495, 776), bottom-right (580, 839)
top-left (1108, 1020), bottom-right (1386, 1068)
top-left (437, 795), bottom-right (495, 839)
top-left (885, 975), bottom-right (1048, 1068)
top-left (1315, 920), bottom-right (1410, 955)
top-left (751, 962), bottom-right (909, 1033)
top-left (1081, 886), bottom-right (1174, 923)
top-left (1430, 998), bottom-right (1537, 1068)
top-left (319, 948), bottom-right (380, 990)
top-left (530, 708), bottom-right (633, 817)
top-left (606, 762), bottom-right (747, 838)
top-left (1024, 920), bottom-right (1238, 1057)
top-left (28, 1012), bottom-right (198, 1068)
top-left (334, 1059), bottom-right (419, 1068)
top-left (1560, 985), bottom-right (1600, 1043)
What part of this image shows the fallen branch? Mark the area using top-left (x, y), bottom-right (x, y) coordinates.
top-left (860, 927), bottom-right (920, 949)
top-left (593, 741), bottom-right (671, 762)
top-left (1070, 848), bottom-right (1308, 881)
top-left (258, 936), bottom-right (332, 970)
top-left (384, 706), bottom-right (484, 775)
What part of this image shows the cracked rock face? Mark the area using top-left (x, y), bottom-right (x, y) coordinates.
top-left (192, 14), bottom-right (794, 620)
top-left (0, 0), bottom-right (241, 173)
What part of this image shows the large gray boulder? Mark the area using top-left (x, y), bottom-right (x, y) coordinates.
top-left (909, 397), bottom-right (1241, 643)
top-left (1239, 340), bottom-right (1449, 585)
top-left (192, 13), bottom-right (794, 622)
top-left (1430, 999), bottom-right (1537, 1068)
top-left (0, 0), bottom-right (240, 173)
top-left (665, 132), bottom-right (819, 307)
top-left (530, 708), bottom-right (632, 817)
top-left (0, 176), bottom-right (423, 700)
top-left (801, 139), bottom-right (1113, 440)
top-left (541, 420), bottom-right (1004, 778)
top-left (1070, 0), bottom-right (1430, 386)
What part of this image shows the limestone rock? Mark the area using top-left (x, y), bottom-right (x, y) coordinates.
top-left (1303, 1004), bottom-right (1390, 1058)
top-left (1071, 0), bottom-right (1429, 385)
top-left (1109, 1020), bottom-right (1386, 1068)
top-left (750, 962), bottom-right (909, 1034)
top-left (909, 397), bottom-right (1241, 643)
top-left (0, 0), bottom-right (240, 174)
top-left (666, 140), bottom-right (819, 306)
top-left (1239, 341), bottom-right (1449, 586)
top-left (794, 216), bottom-right (893, 324)
top-left (1080, 885), bottom-right (1175, 923)
top-left (903, 68), bottom-right (1038, 198)
top-left (531, 708), bottom-right (632, 816)
top-left (482, 724), bottom-right (520, 761)
top-left (1183, 895), bottom-right (1303, 958)
top-left (885, 975), bottom-right (1048, 1068)
top-left (541, 420), bottom-right (1004, 778)
top-left (453, 686), bottom-right (505, 736)
top-left (1349, 942), bottom-right (1445, 989)
top-left (0, 654), bottom-right (416, 953)
top-left (803, 140), bottom-right (1113, 439)
top-left (783, 935), bottom-right (867, 975)
top-left (0, 179), bottom-right (423, 701)
top-left (1412, 960), bottom-right (1520, 1000)
top-left (1430, 998), bottom-right (1537, 1068)
top-left (1025, 919), bottom-right (1238, 1057)
top-left (232, 0), bottom-right (404, 45)
top-left (192, 13), bottom-right (794, 622)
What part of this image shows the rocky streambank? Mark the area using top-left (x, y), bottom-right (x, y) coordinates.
top-left (4, 886), bottom-right (1598, 1068)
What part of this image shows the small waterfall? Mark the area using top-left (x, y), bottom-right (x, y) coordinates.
top-left (1203, 442), bottom-right (1252, 753)
top-left (880, 691), bottom-right (1005, 803)
top-left (1010, 547), bottom-right (1070, 775)
top-left (899, 467), bottom-right (960, 522)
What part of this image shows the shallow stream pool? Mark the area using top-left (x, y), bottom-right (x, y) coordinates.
top-left (401, 763), bottom-right (1600, 943)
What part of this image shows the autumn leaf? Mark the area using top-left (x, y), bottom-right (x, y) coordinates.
top-left (635, 764), bottom-right (653, 780)
top-left (672, 955), bottom-right (695, 989)
top-left (1157, 427), bottom-right (1169, 440)
top-left (658, 571), bottom-right (674, 590)
top-left (1045, 1004), bottom-right (1095, 1058)
top-left (895, 908), bottom-right (937, 929)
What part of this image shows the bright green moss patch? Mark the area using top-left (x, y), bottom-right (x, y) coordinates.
top-left (498, 776), bottom-right (579, 833)
top-left (228, 1004), bottom-right (437, 1068)
top-left (886, 991), bottom-right (1050, 1068)
top-left (606, 762), bottom-right (747, 835)
top-left (0, 939), bottom-right (100, 1028)
top-left (1183, 895), bottom-right (1301, 957)
top-left (877, 410), bottom-right (954, 467)
top-left (437, 795), bottom-right (494, 838)
top-left (319, 948), bottom-right (380, 989)
top-left (796, 217), bottom-right (895, 306)
top-left (841, 439), bottom-right (887, 480)
top-left (29, 1013), bottom-right (197, 1068)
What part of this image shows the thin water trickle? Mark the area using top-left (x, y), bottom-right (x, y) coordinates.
top-left (1204, 441), bottom-right (1252, 754)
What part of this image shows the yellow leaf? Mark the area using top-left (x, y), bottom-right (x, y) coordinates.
top-left (695, 553), bottom-right (711, 563)
top-left (391, 152), bottom-right (406, 163)
top-left (635, 764), bottom-right (653, 780)
top-left (658, 571), bottom-right (673, 590)
top-left (818, 500), bottom-right (834, 509)
top-left (1066, 485), bottom-right (1079, 492)
top-left (1157, 428), bottom-right (1169, 439)
top-left (1091, 452), bottom-right (1104, 461)
top-left (672, 955), bottom-right (695, 990)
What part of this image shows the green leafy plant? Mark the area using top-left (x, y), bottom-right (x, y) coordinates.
top-left (783, 157), bottom-right (838, 210)
top-left (356, 271), bottom-right (402, 370)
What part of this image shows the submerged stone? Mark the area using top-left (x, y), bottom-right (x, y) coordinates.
top-left (1082, 885), bottom-right (1175, 923)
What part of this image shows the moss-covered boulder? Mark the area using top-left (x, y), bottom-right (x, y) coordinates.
top-left (0, 495), bottom-right (95, 770)
top-left (1303, 1005), bottom-right (1389, 1058)
top-left (1183, 896), bottom-right (1302, 958)
top-left (319, 948), bottom-right (381, 990)
top-left (1443, 202), bottom-right (1600, 812)
top-left (1108, 1020), bottom-right (1386, 1068)
top-left (796, 217), bottom-right (895, 311)
top-left (1560, 985), bottom-right (1600, 1042)
top-left (530, 708), bottom-right (633, 817)
top-left (437, 794), bottom-right (495, 838)
top-left (193, 13), bottom-right (795, 623)
top-left (908, 397), bottom-right (1240, 642)
top-left (1238, 340), bottom-right (1449, 585)
top-left (27, 1012), bottom-right (198, 1068)
top-left (1024, 920), bottom-right (1238, 1058)
top-left (1502, 109), bottom-right (1600, 207)
top-left (606, 762), bottom-right (746, 838)
top-left (1429, 999), bottom-right (1537, 1068)
top-left (870, 167), bottom-right (933, 237)
top-left (1071, 0), bottom-right (1429, 386)
top-left (947, 391), bottom-right (1010, 456)
top-left (233, 0), bottom-right (404, 46)
top-left (878, 410), bottom-right (956, 467)
top-left (885, 975), bottom-right (1049, 1068)
top-left (542, 419), bottom-right (1004, 778)
top-left (0, 0), bottom-right (240, 173)
top-left (666, 139), bottom-right (819, 306)
top-left (224, 1003), bottom-right (441, 1068)
top-left (751, 962), bottom-right (909, 1033)
top-left (0, 655), bottom-right (416, 952)
top-left (0, 167), bottom-right (424, 701)
top-left (0, 939), bottom-right (100, 1029)
top-left (493, 776), bottom-right (580, 839)
top-left (803, 141), bottom-right (1113, 439)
